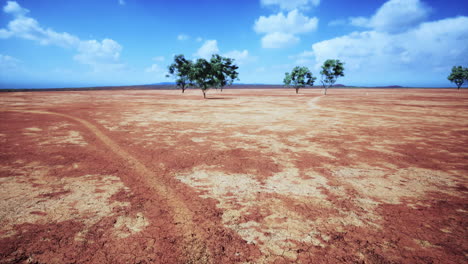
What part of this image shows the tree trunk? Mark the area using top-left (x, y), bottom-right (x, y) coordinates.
top-left (182, 88), bottom-right (185, 93)
top-left (203, 90), bottom-right (206, 98)
top-left (295, 88), bottom-right (299, 94)
top-left (324, 87), bottom-right (327, 95)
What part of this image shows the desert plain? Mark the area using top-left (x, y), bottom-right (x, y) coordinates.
top-left (0, 88), bottom-right (467, 263)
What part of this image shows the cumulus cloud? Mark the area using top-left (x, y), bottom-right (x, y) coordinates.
top-left (293, 0), bottom-right (464, 85)
top-left (74, 39), bottom-right (123, 71)
top-left (350, 0), bottom-right (430, 33)
top-left (261, 0), bottom-right (320, 11)
top-left (0, 1), bottom-right (123, 72)
top-left (0, 12), bottom-right (80, 47)
top-left (254, 10), bottom-right (318, 34)
top-left (308, 16), bottom-right (468, 82)
top-left (3, 1), bottom-right (29, 16)
top-left (254, 9), bottom-right (318, 48)
top-left (177, 34), bottom-right (189, 41)
top-left (194, 40), bottom-right (220, 59)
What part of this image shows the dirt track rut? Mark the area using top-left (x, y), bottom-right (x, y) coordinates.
top-left (2, 109), bottom-right (212, 262)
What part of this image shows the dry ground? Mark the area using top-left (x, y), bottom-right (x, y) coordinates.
top-left (0, 88), bottom-right (467, 263)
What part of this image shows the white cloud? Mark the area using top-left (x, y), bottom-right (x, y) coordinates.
top-left (309, 16), bottom-right (468, 83)
top-left (254, 10), bottom-right (318, 34)
top-left (223, 49), bottom-right (253, 65)
top-left (153, 56), bottom-right (165, 62)
top-left (350, 0), bottom-right (430, 33)
top-left (177, 34), bottom-right (189, 41)
top-left (194, 40), bottom-right (219, 59)
top-left (0, 14), bottom-right (80, 47)
top-left (74, 39), bottom-right (123, 71)
top-left (196, 37), bottom-right (203, 42)
top-left (118, 0), bottom-right (126, 5)
top-left (254, 9), bottom-right (318, 49)
top-left (261, 0), bottom-right (320, 11)
top-left (3, 1), bottom-right (29, 16)
top-left (0, 1), bottom-right (124, 72)
top-left (261, 32), bottom-right (299, 49)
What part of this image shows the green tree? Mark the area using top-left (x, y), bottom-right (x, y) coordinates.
top-left (284, 72), bottom-right (292, 88)
top-left (320, 59), bottom-right (345, 95)
top-left (190, 58), bottom-right (216, 98)
top-left (448, 66), bottom-right (468, 89)
top-left (283, 66), bottom-right (316, 94)
top-left (167, 55), bottom-right (193, 93)
top-left (210, 54), bottom-right (239, 92)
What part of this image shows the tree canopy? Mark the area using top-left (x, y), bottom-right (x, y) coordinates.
top-left (167, 54), bottom-right (193, 93)
top-left (210, 54), bottom-right (239, 92)
top-left (448, 66), bottom-right (468, 89)
top-left (283, 66), bottom-right (316, 94)
top-left (320, 59), bottom-right (345, 95)
top-left (189, 58), bottom-right (215, 98)
top-left (172, 54), bottom-right (239, 98)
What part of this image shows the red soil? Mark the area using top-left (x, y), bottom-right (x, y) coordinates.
top-left (0, 88), bottom-right (467, 263)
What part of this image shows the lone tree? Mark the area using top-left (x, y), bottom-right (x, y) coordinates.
top-left (210, 54), bottom-right (239, 92)
top-left (167, 54), bottom-right (193, 93)
top-left (320, 59), bottom-right (345, 95)
top-left (283, 66), bottom-right (316, 94)
top-left (190, 58), bottom-right (216, 98)
top-left (448, 66), bottom-right (468, 89)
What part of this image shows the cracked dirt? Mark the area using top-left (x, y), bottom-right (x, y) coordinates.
top-left (0, 88), bottom-right (467, 263)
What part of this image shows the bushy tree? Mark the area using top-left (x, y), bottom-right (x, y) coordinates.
top-left (189, 58), bottom-right (216, 98)
top-left (167, 55), bottom-right (193, 93)
top-left (168, 54), bottom-right (239, 98)
top-left (283, 66), bottom-right (316, 94)
top-left (188, 54), bottom-right (239, 98)
top-left (210, 54), bottom-right (239, 92)
top-left (320, 59), bottom-right (345, 95)
top-left (448, 66), bottom-right (468, 89)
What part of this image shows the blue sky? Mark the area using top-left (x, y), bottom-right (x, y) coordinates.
top-left (0, 0), bottom-right (467, 88)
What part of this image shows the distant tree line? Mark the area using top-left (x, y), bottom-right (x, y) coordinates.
top-left (167, 53), bottom-right (466, 97)
top-left (167, 54), bottom-right (239, 98)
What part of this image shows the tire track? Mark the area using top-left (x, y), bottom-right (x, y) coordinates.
top-left (2, 109), bottom-right (212, 262)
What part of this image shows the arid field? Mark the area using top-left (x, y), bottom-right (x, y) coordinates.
top-left (0, 88), bottom-right (467, 263)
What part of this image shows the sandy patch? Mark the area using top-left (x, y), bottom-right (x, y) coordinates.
top-left (176, 166), bottom-right (358, 259)
top-left (0, 165), bottom-right (137, 238)
top-left (332, 167), bottom-right (459, 204)
top-left (113, 212), bottom-right (149, 238)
